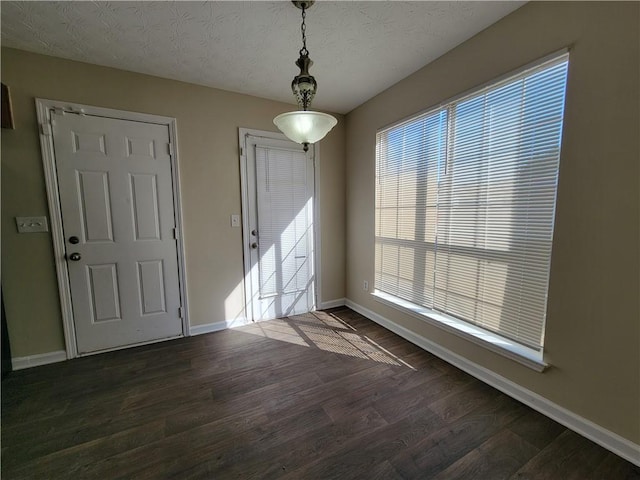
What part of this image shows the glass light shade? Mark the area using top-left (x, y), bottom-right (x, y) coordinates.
top-left (273, 111), bottom-right (338, 145)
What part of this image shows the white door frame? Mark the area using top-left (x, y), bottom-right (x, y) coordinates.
top-left (35, 98), bottom-right (190, 359)
top-left (238, 128), bottom-right (321, 322)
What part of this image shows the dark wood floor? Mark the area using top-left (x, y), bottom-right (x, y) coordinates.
top-left (2, 307), bottom-right (638, 479)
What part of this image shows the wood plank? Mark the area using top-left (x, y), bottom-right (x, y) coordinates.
top-left (509, 430), bottom-right (612, 480)
top-left (131, 404), bottom-right (332, 479)
top-left (372, 368), bottom-right (472, 423)
top-left (389, 393), bottom-right (528, 478)
top-left (506, 406), bottom-right (566, 449)
top-left (177, 406), bottom-right (390, 480)
top-left (428, 378), bottom-right (502, 423)
top-left (3, 420), bottom-right (166, 479)
top-left (590, 452), bottom-right (640, 480)
top-left (279, 407), bottom-right (446, 479)
top-left (433, 428), bottom-right (540, 480)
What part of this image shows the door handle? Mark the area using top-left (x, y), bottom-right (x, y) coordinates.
top-left (68, 252), bottom-right (82, 261)
top-left (68, 236), bottom-right (80, 244)
top-left (251, 242), bottom-right (258, 249)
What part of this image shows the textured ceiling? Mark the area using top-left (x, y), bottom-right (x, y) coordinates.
top-left (1, 1), bottom-right (525, 114)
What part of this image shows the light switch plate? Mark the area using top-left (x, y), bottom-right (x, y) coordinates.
top-left (16, 216), bottom-right (49, 233)
top-left (230, 214), bottom-right (241, 228)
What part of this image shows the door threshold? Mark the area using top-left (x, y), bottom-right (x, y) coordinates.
top-left (77, 334), bottom-right (184, 357)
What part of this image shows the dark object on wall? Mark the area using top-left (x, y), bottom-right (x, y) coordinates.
top-left (2, 83), bottom-right (15, 129)
top-left (1, 289), bottom-right (12, 378)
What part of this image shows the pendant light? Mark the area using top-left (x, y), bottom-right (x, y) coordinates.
top-left (273, 1), bottom-right (337, 152)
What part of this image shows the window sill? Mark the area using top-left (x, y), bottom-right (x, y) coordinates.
top-left (371, 290), bottom-right (548, 372)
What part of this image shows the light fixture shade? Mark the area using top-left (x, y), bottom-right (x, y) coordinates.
top-left (273, 111), bottom-right (338, 145)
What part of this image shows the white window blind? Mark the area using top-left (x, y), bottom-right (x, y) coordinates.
top-left (256, 146), bottom-right (312, 298)
top-left (375, 54), bottom-right (569, 352)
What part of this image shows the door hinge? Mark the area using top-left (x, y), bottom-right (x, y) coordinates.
top-left (178, 307), bottom-right (184, 319)
top-left (40, 123), bottom-right (53, 136)
top-left (172, 227), bottom-right (179, 239)
top-left (240, 146), bottom-right (244, 156)
top-left (167, 142), bottom-right (174, 157)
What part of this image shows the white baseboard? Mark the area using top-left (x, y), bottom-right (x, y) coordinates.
top-left (319, 298), bottom-right (346, 309)
top-left (188, 304), bottom-right (351, 336)
top-left (345, 299), bottom-right (640, 467)
top-left (12, 350), bottom-right (67, 370)
top-left (189, 317), bottom-right (251, 336)
top-left (189, 302), bottom-right (350, 335)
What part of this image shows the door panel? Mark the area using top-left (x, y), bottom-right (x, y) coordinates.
top-left (87, 263), bottom-right (121, 322)
top-left (137, 260), bottom-right (167, 315)
top-left (77, 170), bottom-right (114, 242)
top-left (130, 173), bottom-right (161, 241)
top-left (52, 111), bottom-right (182, 354)
top-left (246, 136), bottom-right (315, 321)
top-left (72, 131), bottom-right (106, 155)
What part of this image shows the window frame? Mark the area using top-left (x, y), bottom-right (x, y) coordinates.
top-left (373, 49), bottom-right (570, 372)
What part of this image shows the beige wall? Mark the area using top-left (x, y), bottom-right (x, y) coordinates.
top-left (345, 2), bottom-right (639, 443)
top-left (1, 48), bottom-right (346, 358)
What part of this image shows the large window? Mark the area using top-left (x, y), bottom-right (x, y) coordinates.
top-left (375, 53), bottom-right (569, 361)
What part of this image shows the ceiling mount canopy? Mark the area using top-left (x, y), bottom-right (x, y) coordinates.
top-left (274, 0), bottom-right (337, 152)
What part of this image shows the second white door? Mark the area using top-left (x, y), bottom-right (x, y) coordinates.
top-left (244, 134), bottom-right (316, 321)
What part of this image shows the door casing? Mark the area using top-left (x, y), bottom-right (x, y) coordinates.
top-left (36, 99), bottom-right (190, 359)
top-left (238, 128), bottom-right (322, 322)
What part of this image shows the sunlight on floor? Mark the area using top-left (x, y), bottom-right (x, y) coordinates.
top-left (240, 310), bottom-right (415, 369)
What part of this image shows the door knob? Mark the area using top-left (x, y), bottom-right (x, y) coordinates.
top-left (68, 252), bottom-right (82, 261)
top-left (251, 242), bottom-right (258, 249)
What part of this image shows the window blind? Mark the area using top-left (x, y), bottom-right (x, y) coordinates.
top-left (255, 145), bottom-right (312, 298)
top-left (375, 54), bottom-right (569, 351)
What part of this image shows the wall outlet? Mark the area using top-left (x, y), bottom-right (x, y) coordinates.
top-left (230, 214), bottom-right (241, 227)
top-left (363, 280), bottom-right (369, 291)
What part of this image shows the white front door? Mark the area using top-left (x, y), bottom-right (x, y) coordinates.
top-left (52, 111), bottom-right (183, 354)
top-left (244, 134), bottom-right (316, 321)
